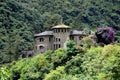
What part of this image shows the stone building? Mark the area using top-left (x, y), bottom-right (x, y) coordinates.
top-left (34, 24), bottom-right (87, 54)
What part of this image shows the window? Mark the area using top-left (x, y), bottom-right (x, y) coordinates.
top-left (70, 36), bottom-right (74, 40)
top-left (54, 44), bottom-right (55, 50)
top-left (61, 29), bottom-right (63, 32)
top-left (79, 36), bottom-right (81, 40)
top-left (58, 29), bottom-right (60, 32)
top-left (39, 38), bottom-right (44, 42)
top-left (56, 38), bottom-right (57, 42)
top-left (55, 38), bottom-right (60, 42)
top-left (56, 44), bottom-right (58, 49)
top-left (56, 29), bottom-right (57, 33)
top-left (54, 44), bottom-right (61, 49)
top-left (59, 38), bottom-right (60, 42)
top-left (39, 46), bottom-right (44, 53)
top-left (54, 44), bottom-right (57, 49)
top-left (49, 37), bottom-right (51, 42)
top-left (59, 44), bottom-right (61, 48)
top-left (39, 46), bottom-right (44, 49)
top-left (65, 29), bottom-right (66, 32)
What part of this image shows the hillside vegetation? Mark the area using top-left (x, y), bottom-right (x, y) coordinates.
top-left (0, 40), bottom-right (120, 80)
top-left (1, 0), bottom-right (120, 64)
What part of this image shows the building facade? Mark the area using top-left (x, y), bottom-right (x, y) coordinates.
top-left (34, 24), bottom-right (87, 54)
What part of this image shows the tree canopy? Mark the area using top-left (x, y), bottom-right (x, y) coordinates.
top-left (0, 41), bottom-right (120, 80)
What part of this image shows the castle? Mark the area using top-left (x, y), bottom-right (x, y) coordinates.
top-left (34, 24), bottom-right (87, 54)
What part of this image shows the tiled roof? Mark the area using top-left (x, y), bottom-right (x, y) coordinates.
top-left (52, 24), bottom-right (71, 29)
top-left (71, 30), bottom-right (84, 35)
top-left (34, 31), bottom-right (53, 36)
top-left (34, 30), bottom-right (86, 37)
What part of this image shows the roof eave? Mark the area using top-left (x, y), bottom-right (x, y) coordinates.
top-left (34, 34), bottom-right (53, 37)
top-left (51, 27), bottom-right (71, 29)
top-left (70, 34), bottom-right (87, 36)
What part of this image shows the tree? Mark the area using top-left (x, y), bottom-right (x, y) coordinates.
top-left (66, 40), bottom-right (80, 59)
top-left (95, 27), bottom-right (115, 44)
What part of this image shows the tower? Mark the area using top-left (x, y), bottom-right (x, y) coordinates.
top-left (52, 24), bottom-right (71, 50)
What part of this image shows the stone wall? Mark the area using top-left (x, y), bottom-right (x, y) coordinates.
top-left (53, 28), bottom-right (70, 50)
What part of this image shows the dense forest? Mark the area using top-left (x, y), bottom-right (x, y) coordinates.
top-left (0, 0), bottom-right (120, 79)
top-left (0, 40), bottom-right (120, 80)
top-left (0, 0), bottom-right (120, 70)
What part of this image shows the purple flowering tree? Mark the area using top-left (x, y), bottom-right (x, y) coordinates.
top-left (95, 27), bottom-right (115, 44)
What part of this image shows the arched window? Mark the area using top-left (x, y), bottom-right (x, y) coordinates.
top-left (39, 38), bottom-right (44, 42)
top-left (59, 38), bottom-right (60, 42)
top-left (39, 46), bottom-right (44, 49)
top-left (39, 46), bottom-right (44, 53)
top-left (55, 38), bottom-right (60, 42)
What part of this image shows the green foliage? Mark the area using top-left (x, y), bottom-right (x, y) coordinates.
top-left (66, 40), bottom-right (80, 57)
top-left (0, 44), bottom-right (120, 80)
top-left (0, 0), bottom-right (120, 79)
top-left (1, 0), bottom-right (34, 64)
top-left (60, 75), bottom-right (80, 80)
top-left (44, 66), bottom-right (65, 80)
top-left (65, 54), bottom-right (83, 75)
top-left (44, 66), bottom-right (80, 80)
top-left (0, 67), bottom-right (12, 80)
top-left (51, 48), bottom-right (67, 68)
top-left (1, 0), bottom-right (120, 64)
top-left (81, 44), bottom-right (120, 80)
top-left (10, 54), bottom-right (51, 80)
top-left (80, 36), bottom-right (95, 48)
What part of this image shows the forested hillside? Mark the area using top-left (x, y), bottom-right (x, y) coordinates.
top-left (0, 0), bottom-right (120, 64)
top-left (0, 41), bottom-right (120, 80)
